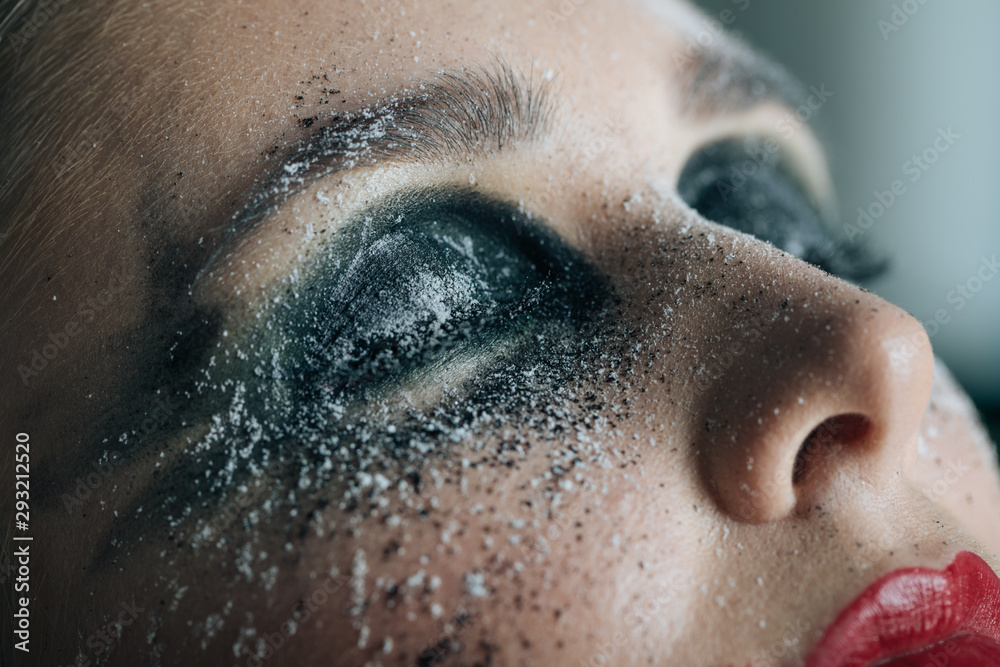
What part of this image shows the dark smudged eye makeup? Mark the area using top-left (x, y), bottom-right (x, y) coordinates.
top-left (677, 136), bottom-right (884, 281)
top-left (97, 188), bottom-right (608, 549)
top-left (114, 140), bottom-right (866, 532)
top-left (97, 142), bottom-right (878, 557)
top-left (271, 187), bottom-right (606, 416)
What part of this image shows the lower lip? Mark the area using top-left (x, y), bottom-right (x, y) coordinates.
top-left (875, 635), bottom-right (1000, 667)
top-left (806, 551), bottom-right (1000, 667)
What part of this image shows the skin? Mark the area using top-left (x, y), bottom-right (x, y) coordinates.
top-left (2, 0), bottom-right (999, 665)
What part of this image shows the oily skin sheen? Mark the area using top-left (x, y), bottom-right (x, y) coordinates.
top-left (2, 0), bottom-right (1000, 665)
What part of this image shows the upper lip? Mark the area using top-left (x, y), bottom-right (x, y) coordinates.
top-left (804, 551), bottom-right (1000, 667)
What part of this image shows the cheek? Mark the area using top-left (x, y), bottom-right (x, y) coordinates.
top-left (265, 438), bottom-right (707, 666)
top-left (910, 361), bottom-right (1000, 555)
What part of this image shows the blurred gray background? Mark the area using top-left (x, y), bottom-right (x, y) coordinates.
top-left (691, 0), bottom-right (1000, 443)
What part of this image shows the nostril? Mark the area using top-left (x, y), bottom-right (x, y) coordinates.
top-left (792, 414), bottom-right (872, 485)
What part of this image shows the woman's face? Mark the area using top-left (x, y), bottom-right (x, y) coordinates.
top-left (4, 0), bottom-right (1000, 665)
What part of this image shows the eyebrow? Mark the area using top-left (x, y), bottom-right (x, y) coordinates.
top-left (679, 34), bottom-right (808, 116)
top-left (218, 47), bottom-right (806, 259)
top-left (229, 61), bottom-right (556, 234)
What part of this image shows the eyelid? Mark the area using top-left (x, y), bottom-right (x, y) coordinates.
top-left (675, 103), bottom-right (837, 220)
top-left (776, 131), bottom-right (836, 220)
top-left (270, 186), bottom-right (609, 404)
top-left (676, 133), bottom-right (886, 282)
top-left (191, 163), bottom-right (484, 312)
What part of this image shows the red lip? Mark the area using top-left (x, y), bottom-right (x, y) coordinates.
top-left (805, 551), bottom-right (1000, 667)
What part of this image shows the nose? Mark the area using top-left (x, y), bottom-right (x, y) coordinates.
top-left (695, 274), bottom-right (935, 524)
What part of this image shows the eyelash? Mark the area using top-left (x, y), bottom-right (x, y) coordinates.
top-left (113, 149), bottom-right (883, 539)
top-left (677, 136), bottom-right (886, 282)
top-left (264, 142), bottom-right (881, 415)
top-left (270, 187), bottom-right (607, 415)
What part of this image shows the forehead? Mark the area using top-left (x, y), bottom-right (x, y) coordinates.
top-left (71, 0), bottom-right (790, 139)
top-left (68, 0), bottom-right (806, 203)
top-left (2, 0), bottom-right (827, 317)
top-left (48, 2), bottom-right (683, 196)
top-left (104, 0), bottom-right (678, 139)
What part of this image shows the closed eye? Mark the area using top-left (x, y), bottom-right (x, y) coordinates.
top-left (676, 137), bottom-right (886, 282)
top-left (270, 186), bottom-right (608, 415)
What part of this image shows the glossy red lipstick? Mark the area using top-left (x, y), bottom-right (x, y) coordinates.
top-left (805, 551), bottom-right (1000, 667)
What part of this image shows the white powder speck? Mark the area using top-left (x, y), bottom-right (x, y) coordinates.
top-left (350, 549), bottom-right (368, 617)
top-left (464, 571), bottom-right (489, 598)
